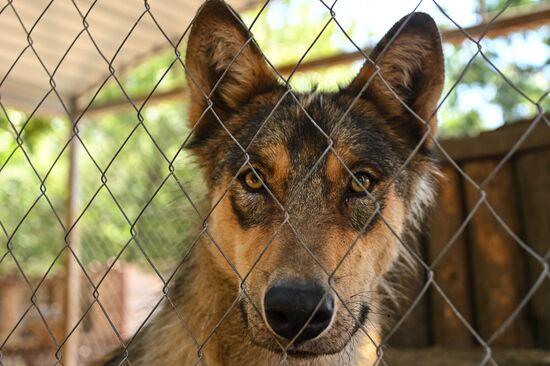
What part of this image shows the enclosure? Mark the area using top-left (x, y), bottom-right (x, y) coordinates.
top-left (0, 0), bottom-right (549, 365)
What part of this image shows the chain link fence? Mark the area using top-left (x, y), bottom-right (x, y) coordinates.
top-left (1, 0), bottom-right (549, 365)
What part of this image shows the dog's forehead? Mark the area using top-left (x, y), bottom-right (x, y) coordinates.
top-left (248, 94), bottom-right (352, 146)
top-left (242, 92), bottom-right (400, 175)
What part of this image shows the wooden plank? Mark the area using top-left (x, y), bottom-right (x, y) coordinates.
top-left (384, 347), bottom-right (550, 366)
top-left (437, 118), bottom-right (550, 163)
top-left (428, 166), bottom-right (474, 347)
top-left (443, 4), bottom-right (550, 44)
top-left (78, 86), bottom-right (188, 118)
top-left (514, 148), bottom-right (550, 349)
top-left (463, 160), bottom-right (532, 347)
top-left (0, 276), bottom-right (22, 343)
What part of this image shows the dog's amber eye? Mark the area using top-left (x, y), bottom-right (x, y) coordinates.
top-left (241, 169), bottom-right (265, 191)
top-left (349, 172), bottom-right (373, 195)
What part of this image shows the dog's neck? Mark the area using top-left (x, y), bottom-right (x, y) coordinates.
top-left (123, 242), bottom-right (372, 366)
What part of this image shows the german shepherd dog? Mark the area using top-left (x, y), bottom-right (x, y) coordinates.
top-left (100, 0), bottom-right (444, 364)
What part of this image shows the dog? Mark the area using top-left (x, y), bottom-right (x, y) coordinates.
top-left (98, 0), bottom-right (444, 364)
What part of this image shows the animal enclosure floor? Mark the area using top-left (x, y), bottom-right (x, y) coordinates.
top-left (4, 347), bottom-right (550, 365)
top-left (384, 347), bottom-right (550, 365)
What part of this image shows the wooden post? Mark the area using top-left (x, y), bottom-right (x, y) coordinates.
top-left (514, 148), bottom-right (550, 349)
top-left (463, 160), bottom-right (532, 347)
top-left (0, 277), bottom-right (21, 343)
top-left (429, 166), bottom-right (474, 347)
top-left (62, 101), bottom-right (81, 366)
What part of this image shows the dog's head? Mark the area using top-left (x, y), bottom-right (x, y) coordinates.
top-left (185, 0), bottom-right (444, 357)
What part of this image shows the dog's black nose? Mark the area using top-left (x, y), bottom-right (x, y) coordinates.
top-left (264, 282), bottom-right (334, 343)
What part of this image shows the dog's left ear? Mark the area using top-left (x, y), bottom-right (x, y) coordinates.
top-left (347, 12), bottom-right (444, 144)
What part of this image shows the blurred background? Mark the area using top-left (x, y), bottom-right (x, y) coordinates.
top-left (0, 0), bottom-right (549, 365)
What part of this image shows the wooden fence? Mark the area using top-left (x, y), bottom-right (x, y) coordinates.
top-left (392, 117), bottom-right (550, 351)
top-left (0, 264), bottom-right (161, 365)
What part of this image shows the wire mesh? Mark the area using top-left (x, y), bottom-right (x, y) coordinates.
top-left (0, 0), bottom-right (549, 365)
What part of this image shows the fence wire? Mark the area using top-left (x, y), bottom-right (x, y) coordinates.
top-left (0, 0), bottom-right (549, 365)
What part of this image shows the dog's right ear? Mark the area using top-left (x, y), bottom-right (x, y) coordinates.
top-left (346, 12), bottom-right (444, 147)
top-left (185, 0), bottom-right (278, 145)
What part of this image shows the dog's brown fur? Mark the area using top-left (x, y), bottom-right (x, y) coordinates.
top-left (98, 1), bottom-right (444, 365)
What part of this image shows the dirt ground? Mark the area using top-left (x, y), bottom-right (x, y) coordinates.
top-left (384, 347), bottom-right (550, 366)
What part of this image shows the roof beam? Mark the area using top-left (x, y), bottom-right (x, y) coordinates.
top-left (276, 3), bottom-right (550, 74)
top-left (80, 4), bottom-right (550, 116)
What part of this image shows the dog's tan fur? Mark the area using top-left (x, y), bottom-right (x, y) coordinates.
top-left (97, 1), bottom-right (444, 365)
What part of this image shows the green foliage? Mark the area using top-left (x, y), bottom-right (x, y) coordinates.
top-left (243, 1), bottom-right (355, 66)
top-left (485, 0), bottom-right (545, 12)
top-left (438, 26), bottom-right (549, 138)
top-left (1, 103), bottom-right (204, 277)
top-left (0, 110), bottom-right (69, 276)
top-left (91, 51), bottom-right (187, 105)
top-left (76, 102), bottom-right (205, 273)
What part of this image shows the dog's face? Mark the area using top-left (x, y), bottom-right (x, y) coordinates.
top-left (185, 0), bottom-right (444, 358)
